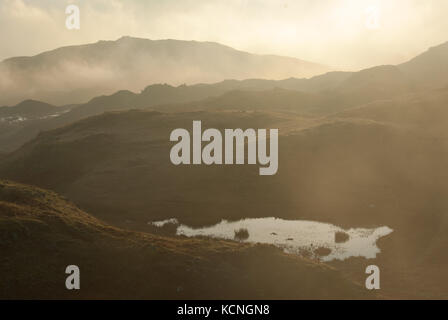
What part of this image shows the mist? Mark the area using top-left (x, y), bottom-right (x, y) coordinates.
top-left (1, 0), bottom-right (448, 70)
top-left (0, 36), bottom-right (330, 105)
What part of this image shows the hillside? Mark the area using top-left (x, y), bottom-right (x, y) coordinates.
top-left (0, 179), bottom-right (369, 299)
top-left (334, 87), bottom-right (448, 131)
top-left (1, 106), bottom-right (447, 228)
top-left (0, 69), bottom-right (414, 153)
top-left (1, 106), bottom-right (448, 298)
top-left (0, 36), bottom-right (330, 106)
top-left (0, 100), bottom-right (72, 153)
top-left (0, 110), bottom-right (295, 227)
top-left (399, 41), bottom-right (448, 89)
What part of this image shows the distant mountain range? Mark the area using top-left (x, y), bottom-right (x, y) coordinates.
top-left (0, 40), bottom-right (447, 153)
top-left (0, 36), bottom-right (331, 106)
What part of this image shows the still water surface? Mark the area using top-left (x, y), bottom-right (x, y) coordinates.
top-left (150, 217), bottom-right (393, 262)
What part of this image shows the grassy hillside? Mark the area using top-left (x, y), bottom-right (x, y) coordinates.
top-left (2, 105), bottom-right (448, 298)
top-left (0, 110), bottom-right (295, 227)
top-left (0, 179), bottom-right (369, 299)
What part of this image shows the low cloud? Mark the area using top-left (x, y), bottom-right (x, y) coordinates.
top-left (1, 0), bottom-right (448, 69)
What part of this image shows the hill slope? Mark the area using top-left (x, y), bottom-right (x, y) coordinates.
top-left (2, 105), bottom-right (448, 298)
top-left (399, 41), bottom-right (448, 89)
top-left (0, 68), bottom-right (410, 153)
top-left (0, 179), bottom-right (368, 299)
top-left (0, 100), bottom-right (71, 153)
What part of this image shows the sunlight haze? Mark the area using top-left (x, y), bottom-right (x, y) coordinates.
top-left (1, 0), bottom-right (447, 70)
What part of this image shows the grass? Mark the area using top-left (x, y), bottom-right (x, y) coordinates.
top-left (0, 179), bottom-right (371, 299)
top-left (335, 231), bottom-right (350, 243)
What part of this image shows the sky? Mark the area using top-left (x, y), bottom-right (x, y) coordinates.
top-left (1, 0), bottom-right (447, 70)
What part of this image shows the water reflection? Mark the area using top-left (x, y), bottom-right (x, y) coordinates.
top-left (150, 217), bottom-right (393, 262)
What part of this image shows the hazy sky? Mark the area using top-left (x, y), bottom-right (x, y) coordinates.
top-left (1, 0), bottom-right (447, 70)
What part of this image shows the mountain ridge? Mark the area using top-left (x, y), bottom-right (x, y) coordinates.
top-left (0, 36), bottom-right (331, 106)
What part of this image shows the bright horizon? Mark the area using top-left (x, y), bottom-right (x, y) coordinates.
top-left (1, 0), bottom-right (448, 70)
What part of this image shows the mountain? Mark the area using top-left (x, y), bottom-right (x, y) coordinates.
top-left (0, 36), bottom-right (331, 106)
top-left (334, 65), bottom-right (416, 103)
top-left (1, 40), bottom-right (446, 154)
top-left (0, 179), bottom-right (369, 299)
top-left (0, 68), bottom-right (406, 153)
top-left (399, 41), bottom-right (448, 89)
top-left (0, 100), bottom-right (57, 119)
top-left (43, 40), bottom-right (448, 119)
